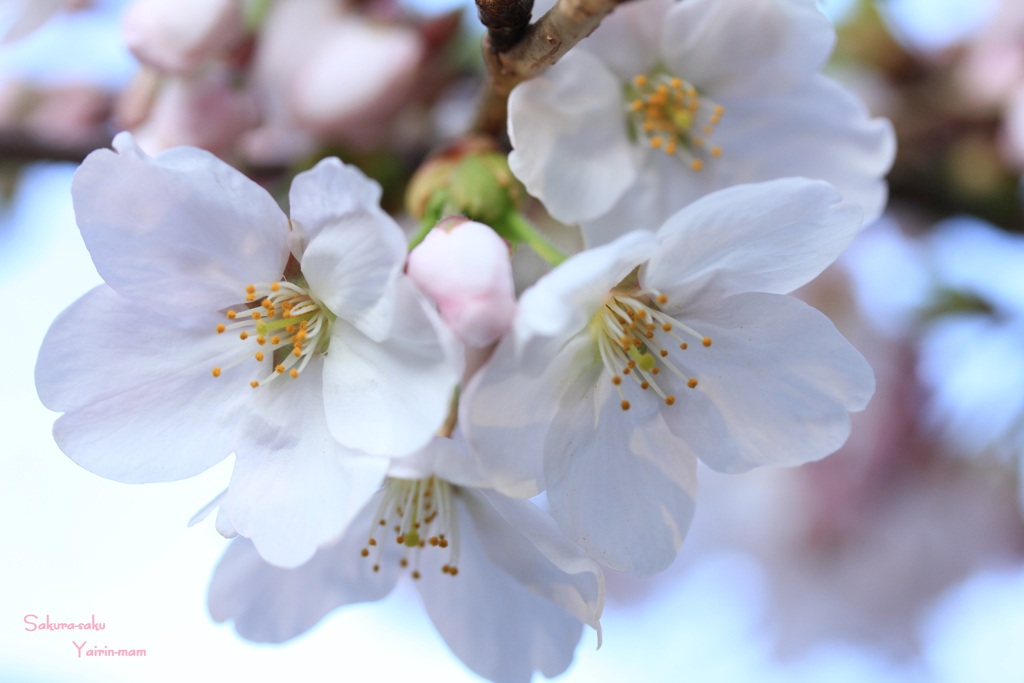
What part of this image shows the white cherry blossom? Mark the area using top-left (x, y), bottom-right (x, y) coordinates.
top-left (208, 437), bottom-right (604, 683)
top-left (462, 178), bottom-right (875, 573)
top-left (508, 0), bottom-right (895, 246)
top-left (35, 133), bottom-right (461, 566)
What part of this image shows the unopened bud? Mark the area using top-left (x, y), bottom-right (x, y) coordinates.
top-left (405, 138), bottom-right (524, 225)
top-left (407, 220), bottom-right (516, 347)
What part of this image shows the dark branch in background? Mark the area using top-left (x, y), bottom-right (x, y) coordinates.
top-left (472, 0), bottom-right (633, 137)
top-left (0, 130), bottom-right (112, 164)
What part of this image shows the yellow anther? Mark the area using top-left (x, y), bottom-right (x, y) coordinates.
top-left (262, 299), bottom-right (273, 309)
top-left (665, 395), bottom-right (676, 406)
top-left (670, 77), bottom-right (682, 88)
top-left (657, 293), bottom-right (668, 304)
top-left (270, 336), bottom-right (280, 345)
top-left (216, 324), bottom-right (226, 334)
top-left (691, 159), bottom-right (704, 171)
top-left (239, 331), bottom-right (249, 340)
top-left (251, 311), bottom-right (261, 320)
top-left (680, 342), bottom-right (688, 350)
top-left (246, 284), bottom-right (256, 294)
top-left (651, 367), bottom-right (660, 375)
top-left (254, 352), bottom-right (264, 362)
top-left (660, 349), bottom-right (669, 357)
top-left (256, 336), bottom-right (266, 345)
top-left (634, 74), bottom-right (647, 86)
top-left (612, 376), bottom-right (622, 386)
top-left (621, 400), bottom-right (631, 411)
top-left (226, 310), bottom-right (237, 320)
top-left (292, 347), bottom-right (302, 357)
top-left (650, 137), bottom-right (663, 150)
top-left (246, 293), bottom-right (255, 302)
top-left (275, 365), bottom-right (285, 374)
top-left (711, 147), bottom-right (723, 158)
top-left (702, 337), bottom-right (712, 347)
top-left (640, 381), bottom-right (650, 390)
top-left (250, 380), bottom-right (259, 388)
top-left (665, 140), bottom-right (677, 155)
top-left (631, 99), bottom-right (644, 111)
top-left (212, 367), bottom-right (221, 378)
top-left (688, 378), bottom-right (698, 389)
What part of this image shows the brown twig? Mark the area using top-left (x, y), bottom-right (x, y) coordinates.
top-left (472, 0), bottom-right (633, 137)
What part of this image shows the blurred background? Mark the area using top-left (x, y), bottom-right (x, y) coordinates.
top-left (2, 0), bottom-right (1024, 681)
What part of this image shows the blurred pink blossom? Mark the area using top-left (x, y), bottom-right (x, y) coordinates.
top-left (122, 0), bottom-right (244, 75)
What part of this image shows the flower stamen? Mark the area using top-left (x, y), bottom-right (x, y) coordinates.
top-left (591, 288), bottom-right (711, 410)
top-left (360, 476), bottom-right (460, 578)
top-left (211, 281), bottom-right (331, 386)
top-left (625, 70), bottom-right (725, 171)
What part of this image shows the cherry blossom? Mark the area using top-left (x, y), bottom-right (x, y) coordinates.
top-left (508, 0), bottom-right (895, 246)
top-left (36, 133), bottom-right (461, 565)
top-left (462, 178), bottom-right (875, 573)
top-left (209, 437), bottom-right (604, 683)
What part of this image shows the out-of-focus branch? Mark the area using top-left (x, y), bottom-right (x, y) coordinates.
top-left (0, 130), bottom-right (111, 163)
top-left (476, 0), bottom-right (534, 53)
top-left (472, 0), bottom-right (632, 137)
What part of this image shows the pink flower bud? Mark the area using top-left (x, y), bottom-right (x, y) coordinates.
top-left (122, 0), bottom-right (243, 74)
top-left (408, 219), bottom-right (516, 348)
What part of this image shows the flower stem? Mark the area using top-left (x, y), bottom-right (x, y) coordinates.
top-left (408, 190), bottom-right (449, 250)
top-left (499, 213), bottom-right (568, 266)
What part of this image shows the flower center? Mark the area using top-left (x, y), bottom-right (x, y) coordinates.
top-left (624, 70), bottom-right (724, 171)
top-left (211, 280), bottom-right (332, 387)
top-left (359, 476), bottom-right (460, 579)
top-left (590, 289), bottom-right (711, 411)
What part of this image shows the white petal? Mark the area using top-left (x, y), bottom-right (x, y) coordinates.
top-left (208, 498), bottom-right (400, 643)
top-left (515, 230), bottom-right (658, 372)
top-left (220, 368), bottom-right (389, 567)
top-left (287, 157), bottom-right (388, 258)
top-left (467, 490), bottom-right (604, 631)
top-left (36, 286), bottom-right (247, 482)
top-left (544, 357), bottom-right (696, 574)
top-left (663, 292), bottom-right (875, 473)
top-left (388, 436), bottom-right (493, 489)
top-left (298, 200), bottom-right (407, 337)
top-left (711, 75), bottom-right (896, 222)
top-left (460, 332), bottom-right (593, 498)
top-left (643, 179), bottom-right (862, 304)
top-left (71, 132), bottom-right (289, 309)
top-left (661, 0), bottom-right (834, 96)
top-left (508, 49), bottom-right (638, 224)
top-left (579, 150), bottom-right (696, 246)
top-left (416, 495), bottom-right (587, 683)
top-left (322, 277), bottom-right (461, 457)
top-left (188, 489), bottom-right (226, 526)
top-left (578, 0), bottom-right (669, 79)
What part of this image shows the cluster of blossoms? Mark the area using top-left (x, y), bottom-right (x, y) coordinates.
top-left (34, 0), bottom-right (895, 679)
